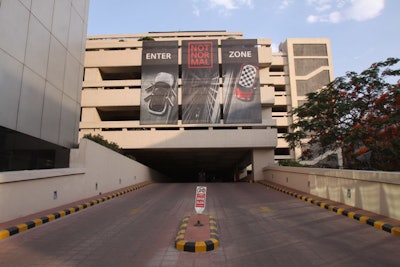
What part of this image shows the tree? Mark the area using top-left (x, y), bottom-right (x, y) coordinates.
top-left (138, 36), bottom-right (155, 41)
top-left (284, 57), bottom-right (400, 171)
top-left (82, 133), bottom-right (137, 160)
top-left (83, 133), bottom-right (122, 153)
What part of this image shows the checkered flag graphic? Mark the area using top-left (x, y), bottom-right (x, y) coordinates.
top-left (238, 65), bottom-right (257, 87)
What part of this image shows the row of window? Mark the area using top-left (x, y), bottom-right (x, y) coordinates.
top-left (83, 85), bottom-right (287, 92)
top-left (95, 66), bottom-right (285, 81)
top-left (98, 126), bottom-right (270, 131)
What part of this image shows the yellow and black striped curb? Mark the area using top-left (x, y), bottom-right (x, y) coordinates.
top-left (0, 181), bottom-right (153, 241)
top-left (175, 215), bottom-right (219, 252)
top-left (256, 180), bottom-right (400, 237)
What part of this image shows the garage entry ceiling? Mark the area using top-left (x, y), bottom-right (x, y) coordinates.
top-left (126, 148), bottom-right (252, 182)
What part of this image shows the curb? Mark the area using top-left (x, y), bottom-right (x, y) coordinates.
top-left (0, 181), bottom-right (153, 241)
top-left (175, 215), bottom-right (219, 252)
top-left (256, 180), bottom-right (400, 237)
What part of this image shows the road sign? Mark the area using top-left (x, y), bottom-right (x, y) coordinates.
top-left (195, 186), bottom-right (207, 214)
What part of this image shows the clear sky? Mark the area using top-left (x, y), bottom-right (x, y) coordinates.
top-left (87, 0), bottom-right (399, 78)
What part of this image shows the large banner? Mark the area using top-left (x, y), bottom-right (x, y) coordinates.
top-left (181, 40), bottom-right (220, 124)
top-left (221, 39), bottom-right (262, 124)
top-left (140, 41), bottom-right (179, 125)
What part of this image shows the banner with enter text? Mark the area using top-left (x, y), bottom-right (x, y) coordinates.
top-left (221, 39), bottom-right (262, 124)
top-left (140, 41), bottom-right (179, 125)
top-left (181, 40), bottom-right (220, 124)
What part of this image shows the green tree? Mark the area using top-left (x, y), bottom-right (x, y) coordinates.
top-left (284, 57), bottom-right (400, 171)
top-left (83, 133), bottom-right (122, 154)
top-left (138, 36), bottom-right (155, 41)
top-left (83, 134), bottom-right (136, 160)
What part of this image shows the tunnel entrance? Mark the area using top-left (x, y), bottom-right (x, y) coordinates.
top-left (124, 148), bottom-right (253, 182)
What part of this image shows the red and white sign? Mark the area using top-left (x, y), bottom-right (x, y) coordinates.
top-left (195, 186), bottom-right (207, 214)
top-left (188, 41), bottom-right (213, 69)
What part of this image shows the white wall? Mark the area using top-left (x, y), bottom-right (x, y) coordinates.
top-left (262, 166), bottom-right (400, 220)
top-left (0, 0), bottom-right (89, 148)
top-left (0, 139), bottom-right (166, 223)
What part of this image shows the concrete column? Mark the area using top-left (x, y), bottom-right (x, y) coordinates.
top-left (252, 148), bottom-right (274, 181)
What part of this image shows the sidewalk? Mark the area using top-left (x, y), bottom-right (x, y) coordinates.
top-left (257, 180), bottom-right (400, 235)
top-left (0, 182), bottom-right (152, 232)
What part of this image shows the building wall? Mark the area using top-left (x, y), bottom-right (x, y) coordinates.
top-left (80, 32), bottom-right (277, 176)
top-left (0, 0), bottom-right (89, 148)
top-left (81, 32), bottom-right (274, 130)
top-left (0, 138), bottom-right (162, 223)
top-left (80, 32), bottom-right (333, 173)
top-left (275, 38), bottom-right (334, 160)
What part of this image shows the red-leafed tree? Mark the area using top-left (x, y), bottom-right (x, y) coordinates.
top-left (284, 57), bottom-right (400, 171)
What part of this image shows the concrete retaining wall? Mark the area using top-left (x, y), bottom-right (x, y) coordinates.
top-left (0, 139), bottom-right (166, 223)
top-left (262, 166), bottom-right (400, 220)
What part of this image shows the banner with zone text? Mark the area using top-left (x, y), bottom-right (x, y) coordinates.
top-left (221, 39), bottom-right (262, 124)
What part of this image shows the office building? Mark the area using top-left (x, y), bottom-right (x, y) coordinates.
top-left (0, 0), bottom-right (90, 171)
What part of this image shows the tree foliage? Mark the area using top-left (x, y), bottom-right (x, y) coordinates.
top-left (278, 159), bottom-right (305, 167)
top-left (83, 133), bottom-right (122, 154)
top-left (83, 133), bottom-right (137, 160)
top-left (138, 36), bottom-right (155, 41)
top-left (284, 57), bottom-right (400, 171)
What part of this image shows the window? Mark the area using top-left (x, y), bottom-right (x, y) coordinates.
top-left (99, 66), bottom-right (141, 80)
top-left (272, 106), bottom-right (287, 113)
top-left (270, 65), bottom-right (284, 72)
top-left (97, 106), bottom-right (140, 121)
top-left (275, 148), bottom-right (290, 155)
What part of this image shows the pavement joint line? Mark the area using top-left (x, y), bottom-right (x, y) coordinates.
top-left (0, 181), bottom-right (153, 241)
top-left (175, 215), bottom-right (219, 253)
top-left (255, 180), bottom-right (400, 237)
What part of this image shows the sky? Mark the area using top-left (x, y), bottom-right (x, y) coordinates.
top-left (87, 0), bottom-right (400, 78)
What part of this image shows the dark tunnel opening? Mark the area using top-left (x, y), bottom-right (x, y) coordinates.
top-left (124, 148), bottom-right (252, 183)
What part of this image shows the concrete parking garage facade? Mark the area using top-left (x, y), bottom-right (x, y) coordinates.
top-left (80, 31), bottom-right (334, 181)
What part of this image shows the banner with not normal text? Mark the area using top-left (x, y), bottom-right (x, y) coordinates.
top-left (181, 40), bottom-right (220, 124)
